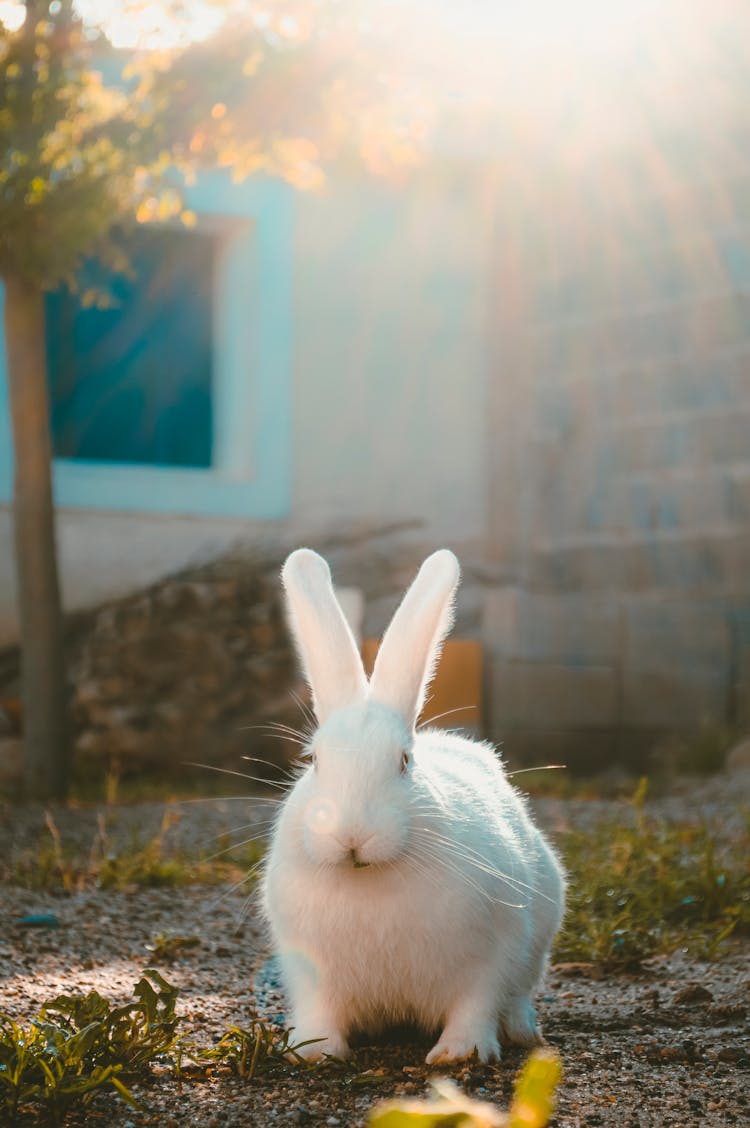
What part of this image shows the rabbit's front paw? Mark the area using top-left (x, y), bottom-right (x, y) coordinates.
top-left (426, 1029), bottom-right (501, 1065)
top-left (292, 1030), bottom-right (350, 1063)
top-left (500, 998), bottom-right (544, 1048)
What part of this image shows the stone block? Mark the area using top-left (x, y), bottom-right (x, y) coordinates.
top-left (622, 670), bottom-right (726, 728)
top-left (531, 294), bottom-right (750, 378)
top-left (610, 355), bottom-right (742, 419)
top-left (624, 598), bottom-right (730, 678)
top-left (615, 473), bottom-right (732, 534)
top-left (529, 528), bottom-right (750, 594)
top-left (696, 410), bottom-right (750, 464)
top-left (483, 588), bottom-right (620, 663)
top-left (489, 659), bottom-right (618, 731)
top-left (482, 587), bottom-right (523, 657)
top-left (728, 469), bottom-right (750, 523)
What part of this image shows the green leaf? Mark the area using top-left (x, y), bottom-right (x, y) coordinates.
top-left (110, 1075), bottom-right (142, 1110)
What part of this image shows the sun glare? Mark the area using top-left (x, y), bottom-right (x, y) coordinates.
top-left (460, 0), bottom-right (667, 57)
top-left (0, 0), bottom-right (675, 55)
top-left (0, 0), bottom-right (730, 144)
top-left (76, 1), bottom-right (224, 49)
top-left (0, 0), bottom-right (23, 32)
top-left (0, 1), bottom-right (225, 47)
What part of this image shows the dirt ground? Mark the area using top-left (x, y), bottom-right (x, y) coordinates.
top-left (2, 784), bottom-right (749, 1127)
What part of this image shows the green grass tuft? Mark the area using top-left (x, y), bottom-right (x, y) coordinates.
top-left (3, 806), bottom-right (265, 892)
top-left (554, 780), bottom-right (750, 967)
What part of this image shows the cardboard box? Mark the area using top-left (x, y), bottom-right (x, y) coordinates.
top-left (361, 638), bottom-right (483, 733)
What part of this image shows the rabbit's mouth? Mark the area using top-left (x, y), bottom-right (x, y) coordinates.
top-left (352, 859), bottom-right (371, 869)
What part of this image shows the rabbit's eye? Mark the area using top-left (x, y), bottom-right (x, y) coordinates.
top-left (400, 750), bottom-right (410, 774)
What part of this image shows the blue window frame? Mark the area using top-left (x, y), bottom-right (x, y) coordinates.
top-left (0, 175), bottom-right (292, 519)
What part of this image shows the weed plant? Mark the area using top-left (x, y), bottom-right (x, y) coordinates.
top-left (3, 807), bottom-right (264, 892)
top-left (0, 970), bottom-right (178, 1125)
top-left (555, 779), bottom-right (750, 967)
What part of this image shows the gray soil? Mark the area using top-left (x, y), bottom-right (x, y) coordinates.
top-left (2, 777), bottom-right (749, 1127)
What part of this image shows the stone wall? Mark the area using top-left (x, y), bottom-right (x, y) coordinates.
top-left (481, 163), bottom-right (750, 768)
top-left (0, 526), bottom-right (490, 784)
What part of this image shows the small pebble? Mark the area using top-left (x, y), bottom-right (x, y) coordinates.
top-left (18, 914), bottom-right (60, 929)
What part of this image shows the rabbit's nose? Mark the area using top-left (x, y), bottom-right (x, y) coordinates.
top-left (348, 846), bottom-right (371, 869)
top-left (344, 831), bottom-right (376, 862)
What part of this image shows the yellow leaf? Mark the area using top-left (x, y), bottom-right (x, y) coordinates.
top-left (509, 1050), bottom-right (561, 1128)
top-left (242, 51), bottom-right (263, 76)
top-left (136, 198), bottom-right (157, 224)
top-left (180, 210), bottom-right (197, 228)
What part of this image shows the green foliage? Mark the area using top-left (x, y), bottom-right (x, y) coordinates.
top-left (555, 780), bottom-right (750, 966)
top-left (0, 973), bottom-right (355, 1124)
top-left (0, 4), bottom-right (149, 286)
top-left (145, 932), bottom-right (201, 962)
top-left (0, 970), bottom-right (179, 1125)
top-left (368, 1051), bottom-right (561, 1128)
top-left (196, 1021), bottom-right (322, 1079)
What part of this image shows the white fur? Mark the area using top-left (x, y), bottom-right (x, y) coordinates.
top-left (282, 548), bottom-right (367, 724)
top-left (262, 549), bottom-right (566, 1065)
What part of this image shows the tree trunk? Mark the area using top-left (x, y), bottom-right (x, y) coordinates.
top-left (4, 273), bottom-right (70, 800)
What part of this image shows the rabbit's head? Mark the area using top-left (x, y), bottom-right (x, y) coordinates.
top-left (281, 548), bottom-right (459, 869)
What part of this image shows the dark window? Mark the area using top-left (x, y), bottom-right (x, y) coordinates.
top-left (46, 227), bottom-right (215, 469)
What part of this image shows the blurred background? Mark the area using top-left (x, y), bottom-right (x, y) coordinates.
top-left (2, 0), bottom-right (750, 796)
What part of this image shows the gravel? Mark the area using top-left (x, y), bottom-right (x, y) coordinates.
top-left (2, 774), bottom-right (749, 1127)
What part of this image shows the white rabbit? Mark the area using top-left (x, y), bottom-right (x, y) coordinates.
top-left (261, 548), bottom-right (565, 1065)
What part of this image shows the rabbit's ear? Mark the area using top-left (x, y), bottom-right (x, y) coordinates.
top-left (368, 549), bottom-right (460, 730)
top-left (282, 548), bottom-right (367, 724)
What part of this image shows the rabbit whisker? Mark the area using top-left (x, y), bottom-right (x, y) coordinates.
top-left (412, 826), bottom-right (530, 894)
top-left (289, 687), bottom-right (317, 731)
top-left (417, 704), bottom-right (478, 729)
top-left (237, 729), bottom-right (308, 750)
top-left (240, 720), bottom-right (310, 739)
top-left (235, 884), bottom-right (264, 927)
top-left (207, 859), bottom-right (265, 910)
top-left (240, 755), bottom-right (299, 782)
top-left (199, 832), bottom-right (270, 865)
top-left (409, 833), bottom-right (526, 909)
top-left (414, 826), bottom-right (555, 904)
top-left (208, 815), bottom-right (275, 836)
top-left (506, 764), bottom-right (567, 777)
top-left (184, 762), bottom-right (291, 792)
top-left (235, 722), bottom-right (309, 744)
top-left (235, 795), bottom-right (285, 805)
top-left (176, 794), bottom-right (265, 805)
